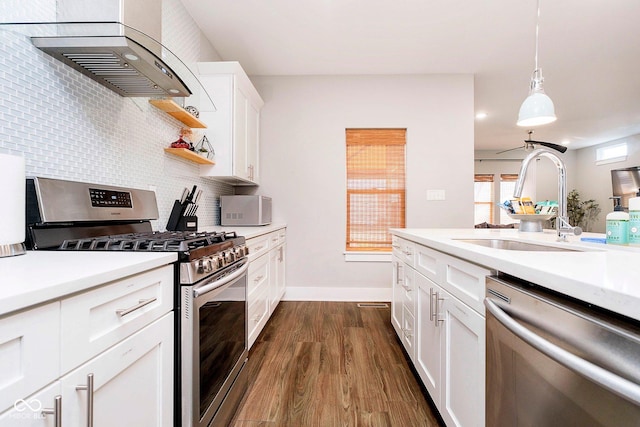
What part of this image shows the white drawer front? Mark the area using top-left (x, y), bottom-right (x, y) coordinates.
top-left (246, 234), bottom-right (270, 261)
top-left (0, 303), bottom-right (60, 414)
top-left (268, 231), bottom-right (280, 247)
top-left (247, 252), bottom-right (269, 297)
top-left (400, 239), bottom-right (415, 267)
top-left (439, 254), bottom-right (492, 315)
top-left (415, 244), bottom-right (439, 282)
top-left (277, 228), bottom-right (286, 243)
top-left (60, 265), bottom-right (173, 373)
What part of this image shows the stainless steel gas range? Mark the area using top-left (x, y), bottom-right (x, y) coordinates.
top-left (26, 177), bottom-right (249, 427)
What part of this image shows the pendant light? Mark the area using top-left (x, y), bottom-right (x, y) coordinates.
top-left (517, 0), bottom-right (556, 127)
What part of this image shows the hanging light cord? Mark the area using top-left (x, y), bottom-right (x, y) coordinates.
top-left (534, 0), bottom-right (541, 72)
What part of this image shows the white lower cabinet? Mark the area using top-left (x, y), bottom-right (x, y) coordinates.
top-left (246, 227), bottom-right (287, 349)
top-left (392, 251), bottom-right (417, 361)
top-left (0, 265), bottom-right (175, 427)
top-left (439, 291), bottom-right (484, 427)
top-left (61, 314), bottom-right (173, 427)
top-left (269, 241), bottom-right (286, 313)
top-left (393, 235), bottom-right (490, 427)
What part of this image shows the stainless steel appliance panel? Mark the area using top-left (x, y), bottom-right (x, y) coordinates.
top-left (220, 195), bottom-right (272, 226)
top-left (28, 177), bottom-right (159, 222)
top-left (181, 259), bottom-right (248, 427)
top-left (485, 275), bottom-right (640, 427)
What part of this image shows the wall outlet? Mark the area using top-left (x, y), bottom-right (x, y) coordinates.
top-left (427, 189), bottom-right (446, 201)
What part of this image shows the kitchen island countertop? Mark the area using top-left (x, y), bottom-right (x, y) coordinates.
top-left (0, 251), bottom-right (177, 317)
top-left (391, 228), bottom-right (640, 322)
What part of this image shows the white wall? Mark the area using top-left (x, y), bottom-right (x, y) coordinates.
top-left (251, 74), bottom-right (474, 300)
top-left (574, 135), bottom-right (640, 232)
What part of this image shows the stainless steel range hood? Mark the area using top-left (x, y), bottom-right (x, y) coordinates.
top-left (29, 0), bottom-right (191, 97)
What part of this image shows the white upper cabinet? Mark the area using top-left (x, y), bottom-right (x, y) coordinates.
top-left (196, 62), bottom-right (264, 186)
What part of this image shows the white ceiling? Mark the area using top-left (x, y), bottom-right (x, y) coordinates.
top-left (181, 0), bottom-right (640, 152)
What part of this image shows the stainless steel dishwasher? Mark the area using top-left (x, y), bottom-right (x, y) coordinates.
top-left (485, 274), bottom-right (640, 427)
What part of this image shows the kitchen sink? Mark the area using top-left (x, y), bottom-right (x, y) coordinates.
top-left (455, 239), bottom-right (579, 252)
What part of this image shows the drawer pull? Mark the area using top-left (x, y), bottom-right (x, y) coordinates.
top-left (435, 291), bottom-right (445, 327)
top-left (76, 373), bottom-right (94, 427)
top-left (254, 245), bottom-right (264, 251)
top-left (41, 395), bottom-right (62, 427)
top-left (253, 275), bottom-right (264, 283)
top-left (116, 297), bottom-right (157, 317)
top-left (429, 288), bottom-right (436, 321)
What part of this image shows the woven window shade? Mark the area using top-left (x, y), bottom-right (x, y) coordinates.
top-left (346, 129), bottom-right (406, 251)
top-left (500, 173), bottom-right (519, 181)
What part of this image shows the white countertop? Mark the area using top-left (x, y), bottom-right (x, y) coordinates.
top-left (0, 251), bottom-right (177, 317)
top-left (391, 228), bottom-right (640, 322)
top-left (200, 223), bottom-right (286, 239)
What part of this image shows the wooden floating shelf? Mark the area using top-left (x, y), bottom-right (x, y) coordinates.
top-left (164, 148), bottom-right (215, 165)
top-left (149, 99), bottom-right (207, 128)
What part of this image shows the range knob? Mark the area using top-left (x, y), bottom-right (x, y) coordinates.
top-left (195, 259), bottom-right (205, 274)
top-left (213, 255), bottom-right (224, 269)
top-left (234, 246), bottom-right (246, 259)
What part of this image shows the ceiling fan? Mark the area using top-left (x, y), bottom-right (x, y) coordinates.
top-left (497, 130), bottom-right (567, 154)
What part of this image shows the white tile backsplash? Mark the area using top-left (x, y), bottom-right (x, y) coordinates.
top-left (0, 0), bottom-right (234, 230)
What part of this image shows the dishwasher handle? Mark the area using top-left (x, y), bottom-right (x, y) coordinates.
top-left (485, 297), bottom-right (640, 406)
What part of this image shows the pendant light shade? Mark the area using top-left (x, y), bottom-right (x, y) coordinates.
top-left (517, 69), bottom-right (556, 126)
top-left (517, 0), bottom-right (556, 127)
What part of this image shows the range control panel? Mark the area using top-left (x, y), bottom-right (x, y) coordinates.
top-left (89, 188), bottom-right (133, 208)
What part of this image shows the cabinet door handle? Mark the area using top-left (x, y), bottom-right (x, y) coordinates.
top-left (41, 395), bottom-right (62, 427)
top-left (115, 297), bottom-right (157, 317)
top-left (429, 288), bottom-right (436, 321)
top-left (76, 373), bottom-right (94, 427)
top-left (435, 291), bottom-right (445, 327)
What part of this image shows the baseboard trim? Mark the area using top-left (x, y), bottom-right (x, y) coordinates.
top-left (281, 286), bottom-right (391, 302)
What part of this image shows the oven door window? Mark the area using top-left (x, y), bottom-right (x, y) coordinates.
top-left (198, 275), bottom-right (247, 419)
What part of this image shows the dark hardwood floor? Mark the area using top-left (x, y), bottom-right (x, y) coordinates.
top-left (230, 301), bottom-right (444, 426)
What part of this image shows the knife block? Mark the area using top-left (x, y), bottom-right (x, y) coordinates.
top-left (166, 200), bottom-right (198, 231)
top-left (177, 216), bottom-right (198, 231)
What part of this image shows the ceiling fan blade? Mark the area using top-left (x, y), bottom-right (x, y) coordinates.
top-left (527, 140), bottom-right (568, 153)
top-left (496, 146), bottom-right (523, 155)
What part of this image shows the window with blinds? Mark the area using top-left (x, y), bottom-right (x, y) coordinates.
top-left (474, 174), bottom-right (494, 224)
top-left (346, 128), bottom-right (406, 251)
top-left (500, 174), bottom-right (519, 224)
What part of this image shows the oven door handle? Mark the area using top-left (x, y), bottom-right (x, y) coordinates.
top-left (193, 259), bottom-right (249, 298)
top-left (485, 297), bottom-right (640, 406)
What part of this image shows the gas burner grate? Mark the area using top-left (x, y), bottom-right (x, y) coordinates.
top-left (59, 231), bottom-right (239, 253)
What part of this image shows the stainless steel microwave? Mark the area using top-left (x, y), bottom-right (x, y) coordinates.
top-left (220, 195), bottom-right (272, 226)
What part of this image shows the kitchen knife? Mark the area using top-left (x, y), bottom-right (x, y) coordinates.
top-left (187, 185), bottom-right (197, 203)
top-left (179, 187), bottom-right (189, 204)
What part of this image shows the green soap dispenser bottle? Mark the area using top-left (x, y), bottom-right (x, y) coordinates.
top-left (606, 196), bottom-right (629, 245)
top-left (629, 188), bottom-right (640, 246)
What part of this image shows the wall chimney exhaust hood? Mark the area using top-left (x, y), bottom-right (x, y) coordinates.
top-left (22, 0), bottom-right (192, 97)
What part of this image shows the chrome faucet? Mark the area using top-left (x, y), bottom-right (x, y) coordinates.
top-left (513, 148), bottom-right (582, 241)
